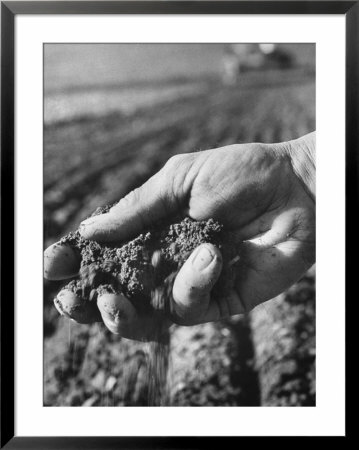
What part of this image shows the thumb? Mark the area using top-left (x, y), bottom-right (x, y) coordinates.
top-left (79, 162), bottom-right (184, 242)
top-left (171, 243), bottom-right (223, 325)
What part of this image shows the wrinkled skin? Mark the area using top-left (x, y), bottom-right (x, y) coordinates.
top-left (44, 133), bottom-right (315, 341)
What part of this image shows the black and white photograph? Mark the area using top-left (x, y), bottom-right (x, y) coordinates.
top-left (43, 43), bottom-right (316, 407)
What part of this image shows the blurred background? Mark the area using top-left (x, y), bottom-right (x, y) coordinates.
top-left (44, 43), bottom-right (315, 406)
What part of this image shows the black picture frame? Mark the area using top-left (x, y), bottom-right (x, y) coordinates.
top-left (1, 1), bottom-right (356, 447)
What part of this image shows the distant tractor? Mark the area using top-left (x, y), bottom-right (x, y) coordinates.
top-left (222, 44), bottom-right (294, 85)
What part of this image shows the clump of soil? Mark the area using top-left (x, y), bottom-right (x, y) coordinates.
top-left (57, 205), bottom-right (239, 319)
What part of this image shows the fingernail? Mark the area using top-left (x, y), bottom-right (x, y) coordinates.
top-left (192, 245), bottom-right (214, 271)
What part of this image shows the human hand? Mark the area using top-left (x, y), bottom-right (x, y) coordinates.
top-left (44, 132), bottom-right (315, 340)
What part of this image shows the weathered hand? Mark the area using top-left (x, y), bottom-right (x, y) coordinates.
top-left (44, 132), bottom-right (315, 340)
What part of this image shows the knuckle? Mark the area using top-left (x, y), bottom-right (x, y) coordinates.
top-left (163, 153), bottom-right (195, 201)
top-left (164, 154), bottom-right (188, 172)
top-left (116, 188), bottom-right (141, 210)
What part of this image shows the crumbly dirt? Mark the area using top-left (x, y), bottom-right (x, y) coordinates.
top-left (59, 212), bottom-right (239, 317)
top-left (55, 212), bottom-right (242, 405)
